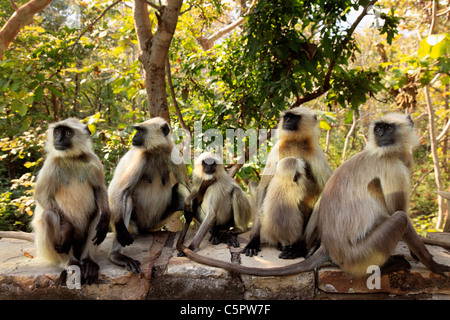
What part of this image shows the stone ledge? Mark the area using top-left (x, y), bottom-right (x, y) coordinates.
top-left (0, 230), bottom-right (449, 300)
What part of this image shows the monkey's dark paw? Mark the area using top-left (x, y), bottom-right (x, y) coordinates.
top-left (92, 227), bottom-right (108, 246)
top-left (241, 237), bottom-right (261, 257)
top-left (209, 231), bottom-right (239, 247)
top-left (110, 252), bottom-right (141, 274)
top-left (380, 255), bottom-right (411, 275)
top-left (92, 215), bottom-right (110, 245)
top-left (116, 230), bottom-right (134, 247)
top-left (242, 243), bottom-right (260, 257)
top-left (177, 251), bottom-right (187, 257)
top-left (80, 259), bottom-right (99, 285)
top-left (278, 244), bottom-right (307, 260)
top-left (54, 242), bottom-right (71, 254)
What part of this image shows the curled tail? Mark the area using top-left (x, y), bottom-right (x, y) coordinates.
top-left (182, 244), bottom-right (329, 277)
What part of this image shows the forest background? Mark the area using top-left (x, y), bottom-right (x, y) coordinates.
top-left (0, 0), bottom-right (449, 235)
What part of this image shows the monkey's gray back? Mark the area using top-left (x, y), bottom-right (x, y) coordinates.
top-left (318, 151), bottom-right (410, 266)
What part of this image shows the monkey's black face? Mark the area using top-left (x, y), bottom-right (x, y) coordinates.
top-left (132, 127), bottom-right (146, 147)
top-left (202, 159), bottom-right (217, 175)
top-left (282, 113), bottom-right (301, 131)
top-left (293, 171), bottom-right (301, 182)
top-left (53, 126), bottom-right (74, 151)
top-left (374, 122), bottom-right (397, 147)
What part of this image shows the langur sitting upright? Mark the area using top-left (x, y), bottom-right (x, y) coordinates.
top-left (242, 107), bottom-right (332, 258)
top-left (178, 152), bottom-right (253, 253)
top-left (108, 117), bottom-right (190, 273)
top-left (179, 113), bottom-right (450, 277)
top-left (32, 118), bottom-right (110, 285)
top-left (260, 157), bottom-right (320, 259)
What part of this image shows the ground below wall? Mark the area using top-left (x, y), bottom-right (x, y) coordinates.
top-left (0, 230), bottom-right (449, 300)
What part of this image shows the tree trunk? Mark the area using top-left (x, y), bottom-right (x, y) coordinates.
top-left (0, 0), bottom-right (53, 60)
top-left (133, 0), bottom-right (183, 123)
top-left (425, 0), bottom-right (446, 230)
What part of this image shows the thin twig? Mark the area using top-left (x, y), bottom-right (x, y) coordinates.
top-left (291, 0), bottom-right (378, 108)
top-left (166, 54), bottom-right (191, 133)
top-left (71, 0), bottom-right (123, 51)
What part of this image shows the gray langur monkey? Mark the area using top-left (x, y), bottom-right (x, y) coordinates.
top-left (32, 118), bottom-right (110, 285)
top-left (260, 157), bottom-right (320, 259)
top-left (178, 113), bottom-right (450, 277)
top-left (108, 117), bottom-right (190, 273)
top-left (177, 152), bottom-right (253, 254)
top-left (242, 106), bottom-right (332, 258)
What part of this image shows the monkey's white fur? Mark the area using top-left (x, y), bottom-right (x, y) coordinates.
top-left (261, 157), bottom-right (311, 246)
top-left (192, 152), bottom-right (252, 230)
top-left (32, 118), bottom-right (103, 267)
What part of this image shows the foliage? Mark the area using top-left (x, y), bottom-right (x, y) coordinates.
top-left (0, 0), bottom-right (448, 234)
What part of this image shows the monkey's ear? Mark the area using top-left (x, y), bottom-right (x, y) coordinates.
top-left (161, 123), bottom-right (170, 136)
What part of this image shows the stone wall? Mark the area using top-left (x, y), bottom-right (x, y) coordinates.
top-left (0, 231), bottom-right (449, 300)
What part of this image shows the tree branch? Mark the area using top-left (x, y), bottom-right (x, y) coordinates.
top-left (166, 54), bottom-right (191, 133)
top-left (0, 0), bottom-right (54, 60)
top-left (9, 0), bottom-right (19, 11)
top-left (71, 0), bottom-right (123, 51)
top-left (290, 0), bottom-right (378, 108)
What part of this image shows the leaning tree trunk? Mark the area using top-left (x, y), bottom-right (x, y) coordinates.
top-left (133, 0), bottom-right (183, 123)
top-left (0, 0), bottom-right (53, 60)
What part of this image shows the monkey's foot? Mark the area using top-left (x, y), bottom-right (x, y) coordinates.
top-left (209, 230), bottom-right (240, 247)
top-left (278, 242), bottom-right (307, 260)
top-left (80, 258), bottom-right (99, 285)
top-left (109, 252), bottom-right (141, 274)
top-left (241, 237), bottom-right (261, 257)
top-left (380, 254), bottom-right (411, 275)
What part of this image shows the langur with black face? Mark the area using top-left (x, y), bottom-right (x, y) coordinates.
top-left (32, 118), bottom-right (110, 284)
top-left (241, 106), bottom-right (332, 258)
top-left (177, 152), bottom-right (253, 254)
top-left (108, 117), bottom-right (190, 273)
top-left (179, 113), bottom-right (450, 277)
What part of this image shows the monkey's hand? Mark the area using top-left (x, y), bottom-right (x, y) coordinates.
top-left (241, 237), bottom-right (261, 257)
top-left (115, 219), bottom-right (134, 247)
top-left (183, 196), bottom-right (195, 219)
top-left (54, 240), bottom-right (72, 254)
top-left (92, 211), bottom-right (110, 246)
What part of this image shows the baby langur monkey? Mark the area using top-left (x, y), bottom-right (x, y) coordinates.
top-left (242, 106), bottom-right (333, 257)
top-left (178, 113), bottom-right (450, 277)
top-left (260, 157), bottom-right (320, 259)
top-left (32, 118), bottom-right (110, 285)
top-left (177, 152), bottom-right (253, 254)
top-left (108, 117), bottom-right (190, 273)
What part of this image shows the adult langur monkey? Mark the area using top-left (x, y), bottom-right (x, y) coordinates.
top-left (32, 118), bottom-right (110, 285)
top-left (260, 157), bottom-right (320, 259)
top-left (177, 152), bottom-right (253, 254)
top-left (108, 117), bottom-right (190, 273)
top-left (178, 113), bottom-right (450, 277)
top-left (241, 106), bottom-right (333, 258)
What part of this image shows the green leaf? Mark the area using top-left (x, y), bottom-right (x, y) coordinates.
top-left (45, 84), bottom-right (62, 97)
top-left (34, 86), bottom-right (44, 102)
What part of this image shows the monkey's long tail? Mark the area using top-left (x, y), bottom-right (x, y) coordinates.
top-left (181, 244), bottom-right (330, 277)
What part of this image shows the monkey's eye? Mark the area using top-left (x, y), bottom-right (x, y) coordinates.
top-left (66, 130), bottom-right (73, 137)
top-left (54, 129), bottom-right (61, 135)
